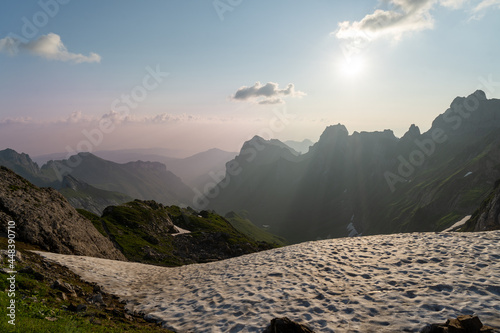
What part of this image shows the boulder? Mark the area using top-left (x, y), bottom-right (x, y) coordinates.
top-left (421, 315), bottom-right (496, 333)
top-left (263, 317), bottom-right (315, 333)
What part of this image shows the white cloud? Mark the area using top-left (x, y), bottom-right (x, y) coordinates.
top-left (0, 117), bottom-right (34, 126)
top-left (232, 82), bottom-right (306, 105)
top-left (470, 0), bottom-right (500, 19)
top-left (0, 33), bottom-right (101, 63)
top-left (335, 0), bottom-right (498, 44)
top-left (473, 0), bottom-right (500, 11)
top-left (0, 111), bottom-right (214, 128)
top-left (439, 0), bottom-right (469, 9)
top-left (335, 0), bottom-right (437, 42)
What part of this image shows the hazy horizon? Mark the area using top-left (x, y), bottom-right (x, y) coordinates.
top-left (1, 1), bottom-right (500, 156)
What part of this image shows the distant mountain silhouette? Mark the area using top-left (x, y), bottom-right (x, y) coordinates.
top-left (69, 148), bottom-right (237, 192)
top-left (46, 152), bottom-right (194, 206)
top-left (0, 148), bottom-right (56, 187)
top-left (161, 148), bottom-right (237, 189)
top-left (0, 150), bottom-right (195, 212)
top-left (284, 139), bottom-right (315, 154)
top-left (209, 90), bottom-right (500, 243)
top-left (60, 174), bottom-right (132, 215)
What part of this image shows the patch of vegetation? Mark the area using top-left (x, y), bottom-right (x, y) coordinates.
top-left (225, 211), bottom-right (287, 246)
top-left (81, 200), bottom-right (280, 267)
top-left (0, 237), bottom-right (171, 333)
top-left (460, 185), bottom-right (499, 232)
top-left (435, 212), bottom-right (462, 230)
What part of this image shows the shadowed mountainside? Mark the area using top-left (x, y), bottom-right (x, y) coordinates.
top-left (209, 90), bottom-right (500, 243)
top-left (461, 180), bottom-right (500, 232)
top-left (0, 150), bottom-right (195, 213)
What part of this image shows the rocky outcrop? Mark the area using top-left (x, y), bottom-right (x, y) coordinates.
top-left (0, 166), bottom-right (125, 260)
top-left (462, 180), bottom-right (500, 232)
top-left (421, 315), bottom-right (496, 333)
top-left (263, 317), bottom-right (315, 333)
top-left (0, 148), bottom-right (54, 187)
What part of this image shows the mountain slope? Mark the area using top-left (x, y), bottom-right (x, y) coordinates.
top-left (0, 149), bottom-right (56, 187)
top-left (0, 166), bottom-right (125, 260)
top-left (164, 148), bottom-right (237, 189)
top-left (461, 180), bottom-right (500, 232)
top-left (224, 211), bottom-right (287, 246)
top-left (209, 90), bottom-right (500, 243)
top-left (0, 149), bottom-right (138, 214)
top-left (284, 139), bottom-right (314, 154)
top-left (81, 200), bottom-right (278, 266)
top-left (44, 152), bottom-right (194, 206)
top-left (59, 175), bottom-right (132, 215)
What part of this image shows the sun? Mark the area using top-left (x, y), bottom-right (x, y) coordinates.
top-left (339, 55), bottom-right (365, 77)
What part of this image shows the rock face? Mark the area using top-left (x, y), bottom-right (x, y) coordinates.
top-left (263, 317), bottom-right (315, 333)
top-left (462, 181), bottom-right (500, 232)
top-left (0, 166), bottom-right (126, 260)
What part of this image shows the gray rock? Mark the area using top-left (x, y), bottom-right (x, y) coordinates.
top-left (0, 166), bottom-right (126, 260)
top-left (263, 317), bottom-right (315, 333)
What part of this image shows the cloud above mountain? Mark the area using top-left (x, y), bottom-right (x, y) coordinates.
top-left (0, 33), bottom-right (101, 63)
top-left (231, 82), bottom-right (306, 105)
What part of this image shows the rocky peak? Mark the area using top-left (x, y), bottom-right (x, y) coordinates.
top-left (401, 124), bottom-right (421, 141)
top-left (0, 148), bottom-right (40, 178)
top-left (319, 124), bottom-right (349, 142)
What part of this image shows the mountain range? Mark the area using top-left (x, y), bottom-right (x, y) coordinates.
top-left (1, 90), bottom-right (499, 244)
top-left (0, 149), bottom-right (194, 214)
top-left (208, 90), bottom-right (500, 242)
top-left (33, 148), bottom-right (237, 191)
top-left (0, 166), bottom-right (281, 265)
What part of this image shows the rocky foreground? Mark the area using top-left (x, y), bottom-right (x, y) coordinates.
top-left (0, 166), bottom-right (125, 260)
top-left (37, 231), bottom-right (500, 332)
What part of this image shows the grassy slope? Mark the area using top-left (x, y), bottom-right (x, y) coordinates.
top-left (78, 203), bottom-right (181, 266)
top-left (0, 238), bottom-right (171, 333)
top-left (225, 211), bottom-right (287, 246)
top-left (78, 200), bottom-right (281, 267)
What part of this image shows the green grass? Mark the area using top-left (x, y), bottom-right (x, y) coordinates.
top-left (225, 211), bottom-right (287, 246)
top-left (435, 212), bottom-right (462, 230)
top-left (78, 200), bottom-right (279, 267)
top-left (0, 238), bottom-right (171, 333)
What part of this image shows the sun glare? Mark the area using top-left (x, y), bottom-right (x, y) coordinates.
top-left (339, 56), bottom-right (365, 77)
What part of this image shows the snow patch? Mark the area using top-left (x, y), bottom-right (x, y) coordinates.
top-left (35, 231), bottom-right (500, 332)
top-left (442, 215), bottom-right (471, 232)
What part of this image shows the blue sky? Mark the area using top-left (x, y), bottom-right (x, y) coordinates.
top-left (1, 0), bottom-right (499, 156)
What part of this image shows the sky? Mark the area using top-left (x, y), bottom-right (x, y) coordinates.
top-left (1, 0), bottom-right (499, 157)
